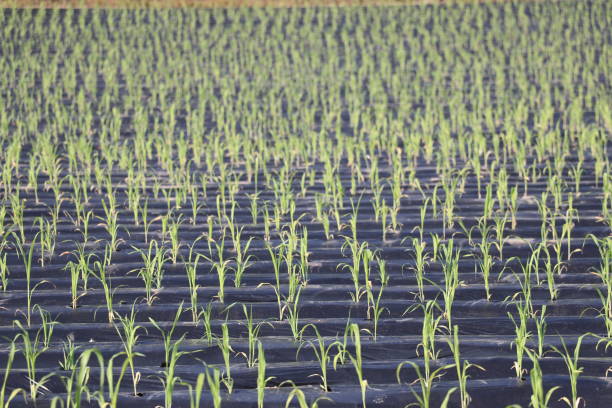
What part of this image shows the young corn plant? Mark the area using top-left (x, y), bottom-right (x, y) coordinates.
top-left (206, 368), bottom-right (222, 408)
top-left (284, 244), bottom-right (304, 307)
top-left (365, 262), bottom-right (389, 342)
top-left (511, 257), bottom-right (536, 318)
top-left (0, 247), bottom-right (8, 292)
top-left (149, 302), bottom-right (186, 367)
top-left (59, 336), bottom-right (79, 372)
top-left (284, 386), bottom-right (331, 408)
top-left (78, 210), bottom-right (94, 245)
top-left (9, 194), bottom-right (25, 243)
top-left (71, 243), bottom-right (94, 292)
top-left (131, 240), bottom-right (168, 306)
top-left (238, 304), bottom-right (272, 368)
top-left (589, 235), bottom-right (612, 339)
top-left (157, 331), bottom-right (190, 408)
top-left (93, 351), bottom-right (131, 408)
top-left (298, 228), bottom-right (310, 283)
top-left (562, 196), bottom-right (580, 262)
top-left (413, 198), bottom-right (430, 242)
top-left (430, 233), bottom-right (442, 264)
top-left (509, 300), bottom-right (531, 380)
top-left (405, 237), bottom-right (429, 303)
top-left (14, 320), bottom-right (53, 404)
top-left (380, 201), bottom-right (389, 242)
top-left (475, 217), bottom-right (494, 301)
top-left (37, 217), bottom-right (56, 267)
top-left (199, 301), bottom-right (215, 345)
top-left (339, 324), bottom-right (368, 408)
top-left (298, 324), bottom-right (342, 392)
top-left (256, 341), bottom-right (274, 408)
top-left (447, 325), bottom-right (484, 408)
top-left (284, 286), bottom-right (304, 343)
top-left (217, 323), bottom-right (235, 394)
top-left (396, 350), bottom-right (455, 408)
top-left (248, 192), bottom-right (260, 225)
top-left (526, 349), bottom-right (559, 408)
top-left (266, 241), bottom-right (285, 320)
top-left (205, 232), bottom-right (231, 304)
top-left (340, 238), bottom-right (369, 302)
top-left (65, 261), bottom-right (84, 309)
top-left (182, 373), bottom-right (206, 408)
top-left (167, 214), bottom-right (185, 264)
top-left (231, 227), bottom-right (254, 288)
top-left (34, 305), bottom-right (56, 348)
top-left (415, 299), bottom-right (444, 362)
top-left (347, 196), bottom-right (362, 242)
top-left (540, 244), bottom-right (559, 302)
top-left (0, 339), bottom-right (25, 408)
top-left (189, 187), bottom-right (204, 227)
top-left (552, 334), bottom-right (588, 408)
top-left (13, 233), bottom-right (46, 327)
top-left (186, 238), bottom-right (204, 323)
top-left (535, 306), bottom-right (548, 358)
top-left (439, 240), bottom-right (461, 329)
top-left (59, 348), bottom-right (105, 408)
top-left (93, 258), bottom-right (116, 323)
top-left (493, 213), bottom-right (508, 261)
top-left (100, 194), bottom-right (122, 253)
top-left (114, 303), bottom-right (145, 397)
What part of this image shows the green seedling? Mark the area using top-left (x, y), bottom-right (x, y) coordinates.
top-left (526, 350), bottom-right (559, 408)
top-left (256, 341), bottom-right (274, 408)
top-left (217, 323), bottom-right (235, 394)
top-left (14, 320), bottom-right (53, 404)
top-left (0, 340), bottom-right (25, 408)
top-left (552, 334), bottom-right (588, 408)
top-left (114, 303), bottom-right (145, 397)
top-left (298, 324), bottom-right (342, 392)
top-left (447, 325), bottom-right (484, 408)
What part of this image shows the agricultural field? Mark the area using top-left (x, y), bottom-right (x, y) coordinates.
top-left (0, 1), bottom-right (610, 407)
